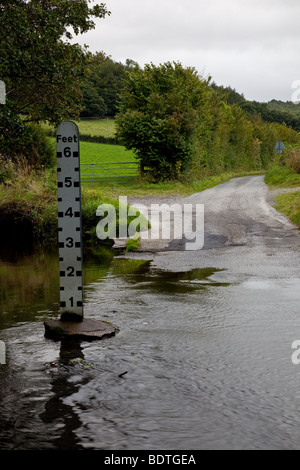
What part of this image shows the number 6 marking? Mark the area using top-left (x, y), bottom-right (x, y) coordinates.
top-left (64, 147), bottom-right (71, 157)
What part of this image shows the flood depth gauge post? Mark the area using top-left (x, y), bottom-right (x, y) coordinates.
top-left (56, 121), bottom-right (83, 321)
top-left (0, 81), bottom-right (6, 363)
top-left (44, 121), bottom-right (119, 340)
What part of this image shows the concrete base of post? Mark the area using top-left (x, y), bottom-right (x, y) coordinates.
top-left (44, 318), bottom-right (119, 341)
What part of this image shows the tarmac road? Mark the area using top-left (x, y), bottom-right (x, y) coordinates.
top-left (126, 174), bottom-right (300, 290)
top-left (186, 174), bottom-right (300, 251)
top-left (130, 174), bottom-right (300, 258)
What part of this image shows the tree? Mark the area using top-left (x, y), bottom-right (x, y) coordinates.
top-left (80, 52), bottom-right (138, 117)
top-left (116, 62), bottom-right (212, 180)
top-left (80, 81), bottom-right (108, 117)
top-left (0, 0), bottom-right (110, 160)
top-left (210, 83), bottom-right (246, 106)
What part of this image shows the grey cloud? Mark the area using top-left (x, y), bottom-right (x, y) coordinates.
top-left (74, 0), bottom-right (300, 101)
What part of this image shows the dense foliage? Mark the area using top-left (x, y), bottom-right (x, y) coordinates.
top-left (211, 83), bottom-right (300, 132)
top-left (81, 53), bottom-right (139, 118)
top-left (116, 62), bottom-right (213, 180)
top-left (116, 62), bottom-right (300, 181)
top-left (0, 0), bottom-right (109, 163)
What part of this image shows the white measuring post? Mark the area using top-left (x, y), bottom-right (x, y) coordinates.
top-left (0, 80), bottom-right (5, 104)
top-left (1, 81), bottom-right (8, 354)
top-left (45, 120), bottom-right (119, 340)
top-left (56, 121), bottom-right (83, 321)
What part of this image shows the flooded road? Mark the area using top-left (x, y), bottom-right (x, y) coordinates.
top-left (1, 175), bottom-right (300, 450)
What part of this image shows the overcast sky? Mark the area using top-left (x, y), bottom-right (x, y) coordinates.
top-left (74, 0), bottom-right (300, 102)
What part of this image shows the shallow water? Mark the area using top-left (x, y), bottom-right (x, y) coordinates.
top-left (1, 247), bottom-right (300, 450)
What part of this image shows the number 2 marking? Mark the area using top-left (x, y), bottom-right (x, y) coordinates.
top-left (67, 266), bottom-right (75, 276)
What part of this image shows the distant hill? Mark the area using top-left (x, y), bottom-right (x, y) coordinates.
top-left (267, 100), bottom-right (300, 119)
top-left (210, 83), bottom-right (300, 132)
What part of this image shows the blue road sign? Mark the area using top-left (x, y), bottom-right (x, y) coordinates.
top-left (274, 140), bottom-right (285, 154)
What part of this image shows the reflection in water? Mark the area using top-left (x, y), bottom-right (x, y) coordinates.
top-left (40, 339), bottom-right (86, 450)
top-left (1, 248), bottom-right (300, 449)
top-left (0, 248), bottom-right (60, 329)
top-left (0, 247), bottom-right (114, 330)
top-left (111, 258), bottom-right (229, 294)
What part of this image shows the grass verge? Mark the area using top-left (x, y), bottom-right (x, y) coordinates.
top-left (274, 191), bottom-right (300, 227)
top-left (265, 163), bottom-right (300, 228)
top-left (265, 164), bottom-right (300, 189)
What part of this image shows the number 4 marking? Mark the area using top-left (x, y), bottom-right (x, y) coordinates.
top-left (65, 207), bottom-right (73, 217)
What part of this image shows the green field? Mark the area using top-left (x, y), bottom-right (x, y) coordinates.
top-left (77, 118), bottom-right (116, 137)
top-left (42, 118), bottom-right (116, 138)
top-left (79, 141), bottom-right (138, 182)
top-left (79, 141), bottom-right (135, 164)
top-left (46, 119), bottom-right (139, 182)
top-left (49, 137), bottom-right (136, 163)
top-left (49, 137), bottom-right (139, 183)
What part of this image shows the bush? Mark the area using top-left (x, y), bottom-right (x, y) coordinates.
top-left (116, 62), bottom-right (300, 181)
top-left (25, 123), bottom-right (56, 167)
top-left (284, 148), bottom-right (300, 173)
top-left (0, 109), bottom-right (55, 168)
top-left (116, 62), bottom-right (212, 181)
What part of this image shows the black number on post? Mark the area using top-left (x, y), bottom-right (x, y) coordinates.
top-left (66, 237), bottom-right (74, 248)
top-left (67, 266), bottom-right (75, 276)
top-left (64, 147), bottom-right (71, 157)
top-left (69, 297), bottom-right (74, 307)
top-left (65, 177), bottom-right (72, 187)
top-left (65, 207), bottom-right (73, 217)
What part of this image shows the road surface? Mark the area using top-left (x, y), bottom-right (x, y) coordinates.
top-left (129, 174), bottom-right (300, 258)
